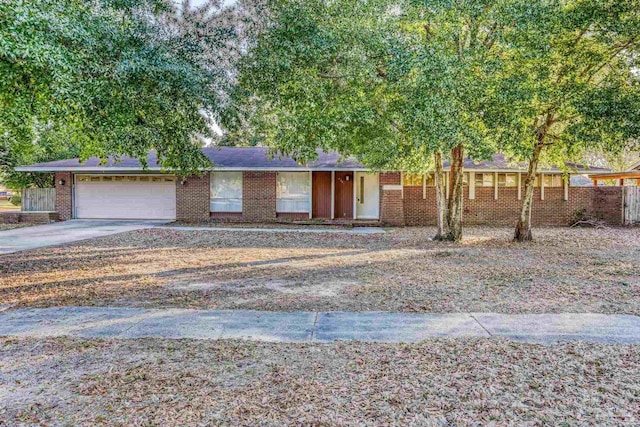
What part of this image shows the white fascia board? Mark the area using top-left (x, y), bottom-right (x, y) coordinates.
top-left (416, 168), bottom-right (594, 174)
top-left (15, 165), bottom-right (599, 174)
top-left (191, 166), bottom-right (374, 172)
top-left (14, 166), bottom-right (165, 172)
top-left (15, 166), bottom-right (373, 173)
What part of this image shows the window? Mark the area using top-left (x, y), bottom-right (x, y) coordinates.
top-left (210, 172), bottom-right (243, 212)
top-left (402, 173), bottom-right (424, 186)
top-left (277, 172), bottom-right (310, 212)
top-left (425, 174), bottom-right (435, 187)
top-left (474, 173), bottom-right (495, 187)
top-left (498, 173), bottom-right (518, 187)
top-left (543, 174), bottom-right (563, 187)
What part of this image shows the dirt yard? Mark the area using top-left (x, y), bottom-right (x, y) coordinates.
top-left (1, 336), bottom-right (638, 426)
top-left (1, 226), bottom-right (639, 314)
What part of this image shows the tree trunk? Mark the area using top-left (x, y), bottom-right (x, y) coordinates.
top-left (515, 112), bottom-right (554, 242)
top-left (433, 151), bottom-right (448, 240)
top-left (445, 144), bottom-right (464, 241)
top-left (514, 141), bottom-right (544, 242)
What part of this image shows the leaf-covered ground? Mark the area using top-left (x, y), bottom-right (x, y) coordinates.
top-left (1, 336), bottom-right (638, 426)
top-left (1, 226), bottom-right (639, 314)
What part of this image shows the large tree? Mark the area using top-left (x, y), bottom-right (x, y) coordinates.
top-left (230, 0), bottom-right (542, 241)
top-left (0, 0), bottom-right (262, 188)
top-left (484, 0), bottom-right (640, 241)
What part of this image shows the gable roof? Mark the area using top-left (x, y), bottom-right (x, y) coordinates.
top-left (15, 147), bottom-right (609, 173)
top-left (631, 160), bottom-right (640, 170)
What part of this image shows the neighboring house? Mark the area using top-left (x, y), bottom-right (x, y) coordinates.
top-left (15, 147), bottom-right (622, 226)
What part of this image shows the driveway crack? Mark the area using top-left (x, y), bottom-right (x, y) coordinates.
top-left (470, 314), bottom-right (492, 337)
top-left (310, 312), bottom-right (319, 342)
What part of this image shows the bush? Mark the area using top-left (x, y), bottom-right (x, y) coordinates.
top-left (9, 194), bottom-right (21, 206)
top-left (571, 208), bottom-right (588, 223)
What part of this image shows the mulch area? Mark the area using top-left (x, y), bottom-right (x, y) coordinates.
top-left (0, 226), bottom-right (639, 314)
top-left (1, 336), bottom-right (638, 426)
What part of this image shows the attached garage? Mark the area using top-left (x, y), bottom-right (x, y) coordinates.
top-left (74, 175), bottom-right (176, 220)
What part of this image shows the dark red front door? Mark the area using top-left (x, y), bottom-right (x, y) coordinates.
top-left (312, 172), bottom-right (332, 218)
top-left (334, 172), bottom-right (353, 219)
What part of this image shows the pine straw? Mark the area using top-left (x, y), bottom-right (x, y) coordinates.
top-left (1, 226), bottom-right (639, 314)
top-left (1, 336), bottom-right (638, 426)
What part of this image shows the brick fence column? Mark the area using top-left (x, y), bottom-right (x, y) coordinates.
top-left (243, 171), bottom-right (276, 222)
top-left (176, 172), bottom-right (210, 221)
top-left (379, 172), bottom-right (405, 226)
top-left (55, 172), bottom-right (73, 220)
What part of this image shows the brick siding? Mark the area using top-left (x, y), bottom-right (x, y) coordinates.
top-left (242, 171), bottom-right (277, 221)
top-left (276, 212), bottom-right (309, 220)
top-left (50, 169), bottom-right (624, 227)
top-left (54, 172), bottom-right (73, 220)
top-left (591, 187), bottom-right (624, 224)
top-left (380, 172), bottom-right (405, 226)
top-left (176, 173), bottom-right (210, 221)
top-left (402, 184), bottom-right (623, 226)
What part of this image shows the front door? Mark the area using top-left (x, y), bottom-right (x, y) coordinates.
top-left (334, 171), bottom-right (353, 219)
top-left (355, 172), bottom-right (380, 219)
top-left (312, 171), bottom-right (332, 218)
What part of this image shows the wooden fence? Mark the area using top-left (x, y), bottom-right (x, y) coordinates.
top-left (21, 188), bottom-right (56, 212)
top-left (624, 186), bottom-right (640, 225)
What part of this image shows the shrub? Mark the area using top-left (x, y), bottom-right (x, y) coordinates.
top-left (9, 194), bottom-right (21, 206)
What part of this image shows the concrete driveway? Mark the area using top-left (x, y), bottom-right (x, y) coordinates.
top-left (0, 219), bottom-right (170, 255)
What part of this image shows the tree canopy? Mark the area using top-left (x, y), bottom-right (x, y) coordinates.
top-left (1, 0), bottom-right (262, 188)
top-left (231, 0), bottom-right (522, 170)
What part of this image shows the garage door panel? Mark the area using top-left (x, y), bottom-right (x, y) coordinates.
top-left (75, 176), bottom-right (176, 220)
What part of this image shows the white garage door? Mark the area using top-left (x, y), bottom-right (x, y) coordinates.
top-left (75, 175), bottom-right (176, 220)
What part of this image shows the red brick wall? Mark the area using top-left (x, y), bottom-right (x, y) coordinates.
top-left (176, 173), bottom-right (210, 222)
top-left (591, 187), bottom-right (624, 224)
top-left (402, 184), bottom-right (623, 226)
top-left (276, 212), bottom-right (309, 221)
top-left (380, 172), bottom-right (404, 226)
top-left (243, 172), bottom-right (276, 221)
top-left (55, 172), bottom-right (73, 220)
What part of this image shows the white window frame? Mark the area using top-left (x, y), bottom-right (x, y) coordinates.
top-left (277, 172), bottom-right (311, 213)
top-left (210, 171), bottom-right (243, 212)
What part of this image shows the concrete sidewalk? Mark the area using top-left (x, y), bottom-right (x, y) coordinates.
top-left (1, 307), bottom-right (639, 344)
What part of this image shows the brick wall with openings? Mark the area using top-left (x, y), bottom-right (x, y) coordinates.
top-left (401, 184), bottom-right (623, 226)
top-left (380, 172), bottom-right (405, 226)
top-left (242, 171), bottom-right (277, 221)
top-left (176, 173), bottom-right (210, 222)
top-left (55, 172), bottom-right (72, 220)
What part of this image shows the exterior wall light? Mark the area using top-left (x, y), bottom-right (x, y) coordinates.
top-left (58, 179), bottom-right (66, 186)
